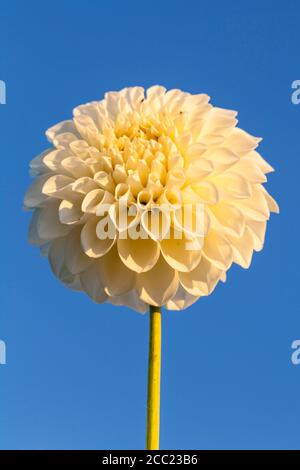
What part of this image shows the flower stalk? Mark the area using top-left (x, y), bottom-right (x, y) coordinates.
top-left (146, 305), bottom-right (161, 450)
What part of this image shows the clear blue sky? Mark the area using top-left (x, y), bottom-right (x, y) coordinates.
top-left (0, 0), bottom-right (299, 450)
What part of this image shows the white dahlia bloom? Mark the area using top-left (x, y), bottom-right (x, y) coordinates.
top-left (24, 86), bottom-right (279, 313)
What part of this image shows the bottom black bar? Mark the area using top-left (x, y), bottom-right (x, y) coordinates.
top-left (0, 450), bottom-right (298, 467)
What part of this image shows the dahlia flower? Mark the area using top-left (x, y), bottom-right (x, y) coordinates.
top-left (24, 85), bottom-right (278, 313)
top-left (24, 85), bottom-right (278, 450)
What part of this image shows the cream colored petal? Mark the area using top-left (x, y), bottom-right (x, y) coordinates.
top-left (146, 176), bottom-right (164, 200)
top-left (126, 172), bottom-right (144, 197)
top-left (82, 189), bottom-right (104, 214)
top-left (186, 158), bottom-right (213, 181)
top-left (104, 91), bottom-right (126, 119)
top-left (74, 100), bottom-right (105, 124)
top-left (223, 128), bottom-right (261, 155)
top-left (172, 203), bottom-right (208, 238)
top-left (209, 172), bottom-right (252, 199)
top-left (109, 289), bottom-right (148, 313)
top-left (192, 181), bottom-right (220, 204)
top-left (81, 216), bottom-right (116, 258)
top-left (109, 201), bottom-right (141, 234)
top-left (64, 274), bottom-right (82, 292)
top-left (203, 230), bottom-right (233, 270)
top-left (185, 143), bottom-right (207, 162)
top-left (36, 201), bottom-right (70, 240)
top-left (137, 160), bottom-right (150, 186)
top-left (73, 114), bottom-right (101, 147)
top-left (136, 255), bottom-right (179, 306)
top-left (48, 237), bottom-right (67, 278)
top-left (167, 153), bottom-right (184, 171)
top-left (150, 159), bottom-right (166, 185)
top-left (24, 174), bottom-right (52, 208)
top-left (42, 174), bottom-right (76, 199)
top-left (40, 241), bottom-right (51, 257)
top-left (60, 156), bottom-right (93, 178)
top-left (59, 199), bottom-right (84, 225)
top-left (247, 151), bottom-right (274, 174)
top-left (94, 171), bottom-right (115, 193)
top-left (113, 165), bottom-right (128, 184)
top-left (165, 285), bottom-right (199, 310)
top-left (204, 147), bottom-right (239, 169)
top-left (53, 132), bottom-right (80, 150)
top-left (158, 186), bottom-right (182, 206)
top-left (147, 85), bottom-right (167, 99)
top-left (97, 245), bottom-right (135, 296)
top-left (82, 189), bottom-right (114, 215)
top-left (48, 238), bottom-right (82, 292)
top-left (64, 227), bottom-right (93, 274)
top-left (141, 208), bottom-right (171, 241)
top-left (136, 189), bottom-right (153, 209)
top-left (120, 86), bottom-right (145, 110)
top-left (183, 93), bottom-right (210, 112)
top-left (166, 168), bottom-right (186, 188)
top-left (261, 186), bottom-right (279, 213)
top-left (199, 133), bottom-right (224, 147)
top-left (160, 235), bottom-right (202, 272)
top-left (80, 261), bottom-right (108, 303)
top-left (166, 91), bottom-right (190, 115)
top-left (46, 120), bottom-right (80, 143)
top-left (117, 232), bottom-right (160, 273)
top-left (126, 155), bottom-right (138, 172)
top-left (28, 209), bottom-right (45, 245)
top-left (230, 157), bottom-right (267, 183)
top-left (42, 149), bottom-right (70, 172)
top-left (72, 176), bottom-right (99, 195)
top-left (114, 183), bottom-right (134, 203)
top-left (246, 220), bottom-right (267, 251)
top-left (226, 228), bottom-right (254, 269)
top-left (233, 186), bottom-right (270, 221)
top-left (208, 203), bottom-right (245, 237)
top-left (29, 149), bottom-right (53, 176)
top-left (200, 107), bottom-right (237, 138)
top-left (69, 139), bottom-right (90, 158)
top-left (179, 257), bottom-right (223, 296)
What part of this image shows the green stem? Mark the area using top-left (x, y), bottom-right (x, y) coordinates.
top-left (146, 305), bottom-right (161, 450)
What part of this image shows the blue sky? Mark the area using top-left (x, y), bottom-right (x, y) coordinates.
top-left (0, 0), bottom-right (299, 450)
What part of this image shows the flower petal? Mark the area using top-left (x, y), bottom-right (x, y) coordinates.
top-left (46, 120), bottom-right (80, 143)
top-left (160, 235), bottom-right (202, 272)
top-left (64, 227), bottom-right (93, 274)
top-left (58, 199), bottom-right (84, 225)
top-left (109, 289), bottom-right (148, 313)
top-left (80, 261), bottom-right (108, 303)
top-left (117, 230), bottom-right (160, 273)
top-left (136, 255), bottom-right (179, 306)
top-left (179, 257), bottom-right (223, 296)
top-left (97, 245), bottom-right (135, 296)
top-left (226, 228), bottom-right (254, 269)
top-left (165, 285), bottom-right (199, 310)
top-left (208, 203), bottom-right (245, 237)
top-left (36, 201), bottom-right (70, 240)
top-left (24, 174), bottom-right (52, 208)
top-left (203, 230), bottom-right (233, 270)
top-left (81, 216), bottom-right (116, 258)
top-left (247, 220), bottom-right (267, 251)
